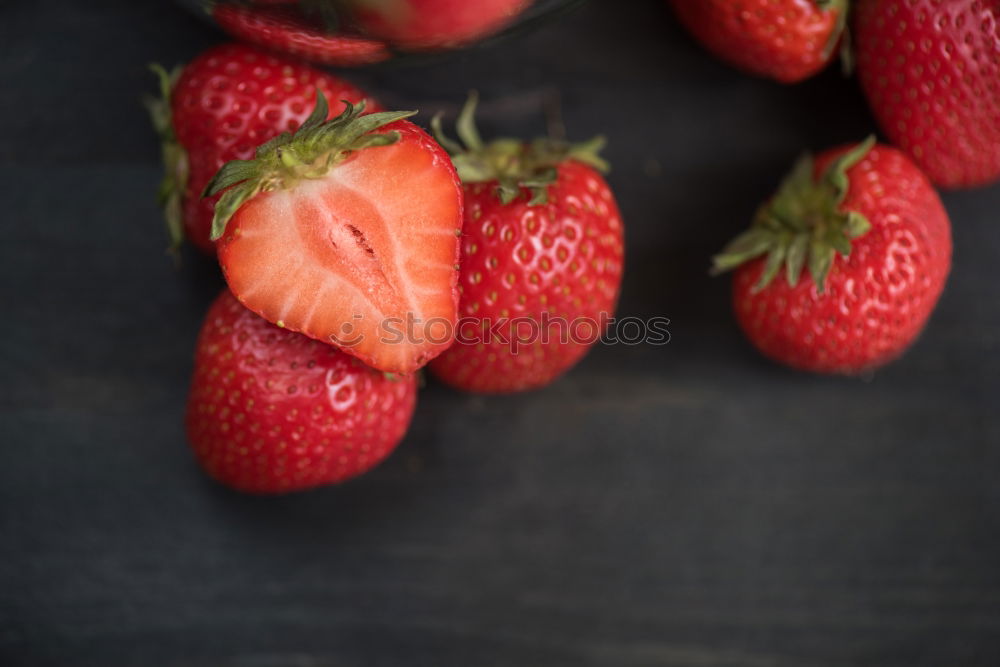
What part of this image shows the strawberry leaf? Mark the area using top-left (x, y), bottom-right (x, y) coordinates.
top-left (433, 91), bottom-right (609, 207)
top-left (845, 211), bottom-right (871, 238)
top-left (825, 135), bottom-right (876, 205)
top-left (204, 90), bottom-right (417, 240)
top-left (785, 233), bottom-right (809, 287)
top-left (755, 243), bottom-right (788, 292)
top-left (712, 228), bottom-right (774, 273)
top-left (144, 63), bottom-right (187, 256)
top-left (456, 90), bottom-right (484, 151)
top-left (712, 137), bottom-right (877, 292)
top-left (808, 240), bottom-right (836, 293)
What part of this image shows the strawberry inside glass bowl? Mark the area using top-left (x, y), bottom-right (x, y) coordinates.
top-left (174, 0), bottom-right (586, 67)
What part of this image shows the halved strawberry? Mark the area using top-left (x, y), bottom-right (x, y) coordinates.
top-left (207, 95), bottom-right (463, 375)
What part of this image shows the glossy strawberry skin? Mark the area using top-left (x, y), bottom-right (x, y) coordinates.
top-left (186, 290), bottom-right (418, 494)
top-left (212, 4), bottom-right (392, 66)
top-left (348, 0), bottom-right (531, 51)
top-left (429, 161), bottom-right (624, 393)
top-left (215, 119), bottom-right (464, 376)
top-left (670, 0), bottom-right (843, 83)
top-left (732, 144), bottom-right (952, 375)
top-left (171, 43), bottom-right (380, 253)
top-left (854, 0), bottom-right (1000, 188)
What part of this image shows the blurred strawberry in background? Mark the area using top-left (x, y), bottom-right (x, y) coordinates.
top-left (669, 0), bottom-right (847, 83)
top-left (212, 2), bottom-right (392, 66)
top-left (202, 0), bottom-right (540, 61)
top-left (344, 0), bottom-right (533, 51)
top-left (853, 0), bottom-right (1000, 188)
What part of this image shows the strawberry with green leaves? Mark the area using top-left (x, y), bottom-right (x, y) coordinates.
top-left (428, 95), bottom-right (624, 393)
top-left (187, 290), bottom-right (417, 494)
top-left (206, 93), bottom-right (464, 375)
top-left (670, 0), bottom-right (848, 83)
top-left (713, 138), bottom-right (952, 374)
top-left (147, 42), bottom-right (379, 253)
top-left (853, 0), bottom-right (1000, 188)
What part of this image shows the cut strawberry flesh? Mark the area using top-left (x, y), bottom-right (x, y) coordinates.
top-left (217, 121), bottom-right (462, 374)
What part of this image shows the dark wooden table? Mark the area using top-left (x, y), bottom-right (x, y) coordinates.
top-left (3, 1), bottom-right (999, 665)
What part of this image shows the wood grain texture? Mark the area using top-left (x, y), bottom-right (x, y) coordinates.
top-left (1, 1), bottom-right (999, 665)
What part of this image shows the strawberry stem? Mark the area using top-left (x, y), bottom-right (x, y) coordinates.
top-left (432, 92), bottom-right (609, 207)
top-left (712, 136), bottom-right (876, 294)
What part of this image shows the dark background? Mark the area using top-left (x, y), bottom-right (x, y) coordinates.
top-left (3, 1), bottom-right (999, 665)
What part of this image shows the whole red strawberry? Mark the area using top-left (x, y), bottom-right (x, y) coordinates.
top-left (713, 139), bottom-right (952, 374)
top-left (206, 94), bottom-right (463, 374)
top-left (427, 95), bottom-right (624, 393)
top-left (186, 290), bottom-right (418, 494)
top-left (146, 43), bottom-right (379, 253)
top-left (854, 0), bottom-right (1000, 188)
top-left (669, 0), bottom-right (847, 83)
top-left (212, 3), bottom-right (391, 66)
top-left (345, 0), bottom-right (531, 51)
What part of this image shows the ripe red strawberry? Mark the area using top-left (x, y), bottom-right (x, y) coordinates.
top-left (427, 95), bottom-right (624, 393)
top-left (345, 0), bottom-right (531, 51)
top-left (212, 3), bottom-right (392, 66)
top-left (713, 138), bottom-right (952, 374)
top-left (147, 43), bottom-right (379, 254)
top-left (206, 94), bottom-right (463, 374)
top-left (669, 0), bottom-right (847, 83)
top-left (853, 0), bottom-right (1000, 188)
top-left (187, 290), bottom-right (418, 494)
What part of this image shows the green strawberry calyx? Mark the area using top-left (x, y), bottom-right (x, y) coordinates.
top-left (144, 63), bottom-right (187, 256)
top-left (431, 92), bottom-right (609, 207)
top-left (203, 92), bottom-right (416, 241)
top-left (712, 136), bottom-right (876, 294)
top-left (816, 0), bottom-right (850, 62)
